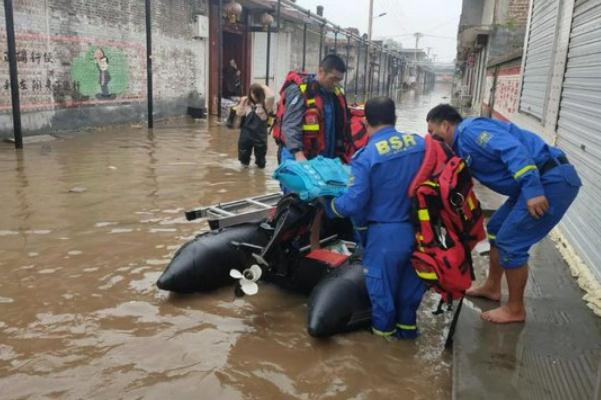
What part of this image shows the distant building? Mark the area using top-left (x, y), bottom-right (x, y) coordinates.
top-left (454, 0), bottom-right (529, 110)
top-left (433, 63), bottom-right (454, 83)
top-left (394, 48), bottom-right (435, 90)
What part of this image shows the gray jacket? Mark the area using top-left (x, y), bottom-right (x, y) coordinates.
top-left (281, 84), bottom-right (305, 153)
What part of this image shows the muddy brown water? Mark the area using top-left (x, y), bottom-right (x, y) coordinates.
top-left (1, 84), bottom-right (453, 399)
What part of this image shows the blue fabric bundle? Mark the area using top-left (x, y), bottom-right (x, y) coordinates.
top-left (273, 156), bottom-right (351, 201)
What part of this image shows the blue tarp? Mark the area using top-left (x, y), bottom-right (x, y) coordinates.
top-left (273, 156), bottom-right (350, 201)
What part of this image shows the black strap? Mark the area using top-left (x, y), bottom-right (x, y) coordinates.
top-left (433, 297), bottom-right (445, 315)
top-left (444, 296), bottom-right (464, 349)
top-left (538, 156), bottom-right (569, 175)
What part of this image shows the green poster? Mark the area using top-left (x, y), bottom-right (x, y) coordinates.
top-left (71, 47), bottom-right (129, 99)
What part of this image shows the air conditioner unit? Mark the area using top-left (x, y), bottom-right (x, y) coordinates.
top-left (194, 15), bottom-right (209, 39)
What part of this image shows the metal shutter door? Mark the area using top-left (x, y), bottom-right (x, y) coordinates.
top-left (519, 0), bottom-right (560, 119)
top-left (556, 0), bottom-right (601, 281)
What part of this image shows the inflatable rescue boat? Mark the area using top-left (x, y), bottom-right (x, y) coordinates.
top-left (157, 191), bottom-right (372, 337)
top-left (157, 156), bottom-right (377, 336)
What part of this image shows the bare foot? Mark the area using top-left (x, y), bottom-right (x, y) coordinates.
top-left (481, 305), bottom-right (526, 324)
top-left (465, 284), bottom-right (501, 302)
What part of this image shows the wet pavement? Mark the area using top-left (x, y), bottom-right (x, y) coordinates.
top-left (453, 238), bottom-right (601, 400)
top-left (0, 84), bottom-right (453, 399)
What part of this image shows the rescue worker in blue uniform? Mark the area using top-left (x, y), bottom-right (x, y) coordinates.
top-left (324, 97), bottom-right (426, 339)
top-left (426, 104), bottom-right (581, 324)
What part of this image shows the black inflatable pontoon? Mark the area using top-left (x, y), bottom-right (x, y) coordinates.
top-left (156, 222), bottom-right (270, 293)
top-left (157, 194), bottom-right (372, 337)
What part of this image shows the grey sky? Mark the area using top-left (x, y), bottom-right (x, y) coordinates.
top-left (295, 0), bottom-right (461, 63)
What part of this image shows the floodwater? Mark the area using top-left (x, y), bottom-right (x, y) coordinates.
top-left (0, 84), bottom-right (453, 399)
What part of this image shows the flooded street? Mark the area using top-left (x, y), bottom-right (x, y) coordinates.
top-left (1, 84), bottom-right (452, 399)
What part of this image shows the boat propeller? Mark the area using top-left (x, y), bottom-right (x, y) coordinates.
top-left (230, 264), bottom-right (263, 297)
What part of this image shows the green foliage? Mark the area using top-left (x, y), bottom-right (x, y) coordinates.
top-left (505, 18), bottom-right (517, 30)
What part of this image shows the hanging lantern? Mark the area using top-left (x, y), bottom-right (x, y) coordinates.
top-left (260, 13), bottom-right (274, 31)
top-left (224, 1), bottom-right (243, 24)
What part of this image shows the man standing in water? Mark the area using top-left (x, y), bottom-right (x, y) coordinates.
top-left (324, 97), bottom-right (426, 339)
top-left (275, 54), bottom-right (352, 163)
top-left (426, 104), bottom-right (581, 323)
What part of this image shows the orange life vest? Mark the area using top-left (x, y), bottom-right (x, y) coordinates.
top-left (272, 71), bottom-right (354, 162)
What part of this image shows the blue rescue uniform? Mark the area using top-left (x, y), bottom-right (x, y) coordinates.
top-left (324, 126), bottom-right (426, 338)
top-left (454, 118), bottom-right (581, 268)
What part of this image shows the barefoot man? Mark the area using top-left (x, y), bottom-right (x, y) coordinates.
top-left (426, 104), bottom-right (581, 324)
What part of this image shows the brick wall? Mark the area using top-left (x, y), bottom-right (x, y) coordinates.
top-left (507, 0), bottom-right (531, 26)
top-left (0, 0), bottom-right (209, 137)
top-left (486, 0), bottom-right (530, 61)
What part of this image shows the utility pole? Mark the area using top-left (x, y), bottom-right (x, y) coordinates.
top-left (344, 34), bottom-right (350, 91)
top-left (368, 0), bottom-right (374, 41)
top-left (217, 0), bottom-right (223, 119)
top-left (266, 24), bottom-right (271, 85)
top-left (369, 2), bottom-right (387, 43)
top-left (414, 32), bottom-right (423, 61)
top-left (145, 0), bottom-right (154, 128)
top-left (4, 0), bottom-right (23, 148)
top-left (413, 32), bottom-right (422, 88)
top-left (302, 23), bottom-right (307, 71)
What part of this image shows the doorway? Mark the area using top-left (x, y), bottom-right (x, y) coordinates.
top-left (208, 2), bottom-right (251, 115)
top-left (222, 31), bottom-right (247, 98)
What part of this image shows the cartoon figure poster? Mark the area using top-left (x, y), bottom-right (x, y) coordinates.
top-left (71, 47), bottom-right (129, 100)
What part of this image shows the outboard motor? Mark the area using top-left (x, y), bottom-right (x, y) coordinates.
top-left (253, 193), bottom-right (318, 269)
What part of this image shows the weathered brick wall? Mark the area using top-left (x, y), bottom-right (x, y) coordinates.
top-left (0, 0), bottom-right (208, 137)
top-left (487, 0), bottom-right (530, 61)
top-left (507, 0), bottom-right (531, 26)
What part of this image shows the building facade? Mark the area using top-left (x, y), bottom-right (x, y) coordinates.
top-left (0, 0), bottom-right (210, 138)
top-left (1, 0), bottom-right (424, 138)
top-left (455, 0), bottom-right (530, 111)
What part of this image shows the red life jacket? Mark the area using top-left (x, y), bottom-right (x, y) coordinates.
top-left (408, 135), bottom-right (486, 304)
top-left (349, 104), bottom-right (369, 152)
top-left (272, 71), bottom-right (353, 162)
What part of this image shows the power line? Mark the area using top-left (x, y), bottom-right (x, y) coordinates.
top-left (419, 16), bottom-right (460, 35)
top-left (379, 32), bottom-right (455, 40)
top-left (382, 0), bottom-right (411, 35)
